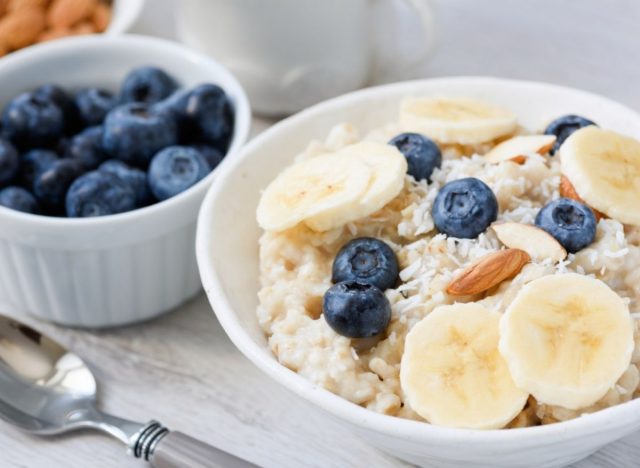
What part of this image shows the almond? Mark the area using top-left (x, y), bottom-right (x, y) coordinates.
top-left (446, 249), bottom-right (531, 296)
top-left (71, 19), bottom-right (95, 34)
top-left (484, 134), bottom-right (556, 165)
top-left (559, 174), bottom-right (579, 199)
top-left (91, 1), bottom-right (110, 32)
top-left (492, 222), bottom-right (567, 262)
top-left (47, 0), bottom-right (97, 28)
top-left (37, 26), bottom-right (71, 42)
top-left (0, 7), bottom-right (46, 50)
top-left (559, 175), bottom-right (606, 221)
top-left (8, 0), bottom-right (49, 11)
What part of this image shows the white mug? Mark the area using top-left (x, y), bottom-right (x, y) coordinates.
top-left (176, 0), bottom-right (436, 116)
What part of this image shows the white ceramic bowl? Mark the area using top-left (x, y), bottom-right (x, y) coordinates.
top-left (107, 0), bottom-right (147, 34)
top-left (196, 77), bottom-right (640, 467)
top-left (0, 35), bottom-right (250, 328)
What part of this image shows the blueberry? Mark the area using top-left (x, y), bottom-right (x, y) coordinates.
top-left (153, 89), bottom-right (188, 118)
top-left (66, 171), bottom-right (137, 217)
top-left (388, 133), bottom-right (441, 182)
top-left (544, 115), bottom-right (596, 155)
top-left (332, 237), bottom-right (398, 291)
top-left (153, 89), bottom-right (191, 143)
top-left (66, 126), bottom-right (106, 170)
top-left (74, 88), bottom-right (118, 127)
top-left (2, 92), bottom-right (64, 147)
top-left (0, 186), bottom-right (38, 213)
top-left (34, 84), bottom-right (76, 126)
top-left (181, 84), bottom-right (233, 149)
top-left (323, 281), bottom-right (391, 338)
top-left (99, 159), bottom-right (151, 206)
top-left (148, 146), bottom-right (210, 201)
top-left (190, 144), bottom-right (224, 171)
top-left (535, 198), bottom-right (596, 253)
top-left (154, 86), bottom-right (234, 150)
top-left (120, 66), bottom-right (178, 104)
top-left (432, 177), bottom-right (498, 239)
top-left (56, 137), bottom-right (71, 155)
top-left (0, 138), bottom-right (19, 186)
top-left (20, 149), bottom-right (58, 188)
top-left (34, 84), bottom-right (72, 112)
top-left (102, 103), bottom-right (178, 167)
top-left (33, 159), bottom-right (83, 213)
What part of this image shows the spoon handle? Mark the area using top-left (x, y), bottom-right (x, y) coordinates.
top-left (148, 431), bottom-right (258, 468)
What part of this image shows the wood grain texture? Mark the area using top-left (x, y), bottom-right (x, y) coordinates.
top-left (3, 0), bottom-right (640, 467)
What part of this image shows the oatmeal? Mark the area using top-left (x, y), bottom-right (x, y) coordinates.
top-left (256, 97), bottom-right (640, 429)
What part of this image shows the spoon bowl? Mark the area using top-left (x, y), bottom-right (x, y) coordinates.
top-left (0, 314), bottom-right (141, 443)
top-left (0, 314), bottom-right (256, 467)
top-left (0, 315), bottom-right (96, 433)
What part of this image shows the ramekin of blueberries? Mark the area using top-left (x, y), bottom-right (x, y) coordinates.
top-left (0, 66), bottom-right (234, 217)
top-left (0, 35), bottom-right (249, 328)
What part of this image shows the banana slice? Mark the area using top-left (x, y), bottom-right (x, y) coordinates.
top-left (484, 135), bottom-right (556, 164)
top-left (257, 153), bottom-right (371, 232)
top-left (560, 126), bottom-right (640, 226)
top-left (304, 142), bottom-right (407, 231)
top-left (492, 222), bottom-right (567, 262)
top-left (257, 142), bottom-right (407, 232)
top-left (500, 273), bottom-right (634, 410)
top-left (401, 303), bottom-right (528, 429)
top-left (399, 97), bottom-right (518, 145)
top-left (350, 142), bottom-right (407, 208)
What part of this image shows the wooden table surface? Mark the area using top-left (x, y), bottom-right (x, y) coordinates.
top-left (4, 0), bottom-right (640, 467)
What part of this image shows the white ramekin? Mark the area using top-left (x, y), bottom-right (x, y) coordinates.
top-left (196, 77), bottom-right (640, 467)
top-left (0, 35), bottom-right (250, 327)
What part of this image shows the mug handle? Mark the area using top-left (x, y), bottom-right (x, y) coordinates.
top-left (369, 0), bottom-right (437, 84)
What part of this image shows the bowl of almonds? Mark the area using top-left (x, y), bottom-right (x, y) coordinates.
top-left (0, 0), bottom-right (145, 55)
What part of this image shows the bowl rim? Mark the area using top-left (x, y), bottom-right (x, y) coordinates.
top-left (197, 76), bottom-right (640, 447)
top-left (106, 0), bottom-right (148, 35)
top-left (0, 34), bottom-right (251, 231)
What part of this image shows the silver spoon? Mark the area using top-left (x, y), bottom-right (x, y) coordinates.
top-left (0, 314), bottom-right (257, 468)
